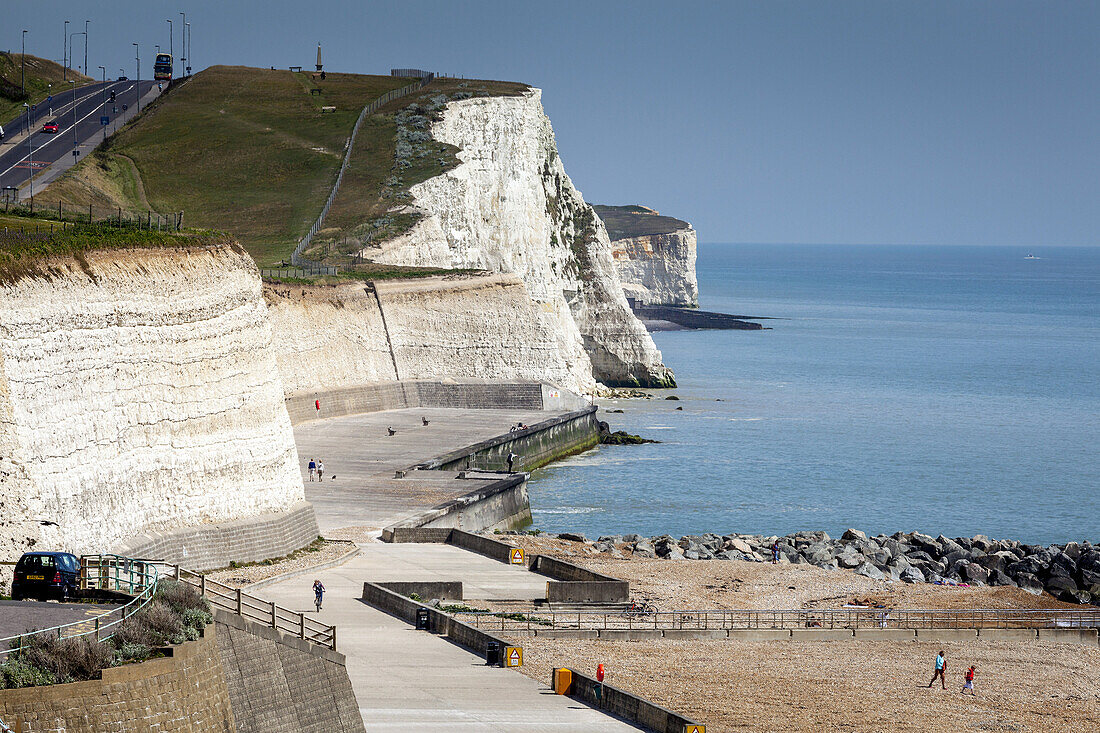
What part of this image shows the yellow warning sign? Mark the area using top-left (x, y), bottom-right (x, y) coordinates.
top-left (509, 547), bottom-right (525, 565)
top-left (505, 646), bottom-right (523, 667)
top-left (684, 725), bottom-right (705, 733)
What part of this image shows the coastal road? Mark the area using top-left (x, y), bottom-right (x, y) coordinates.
top-left (0, 79), bottom-right (156, 197)
top-left (0, 599), bottom-right (120, 641)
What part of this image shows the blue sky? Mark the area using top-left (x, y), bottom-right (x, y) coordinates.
top-left (6, 1), bottom-right (1098, 245)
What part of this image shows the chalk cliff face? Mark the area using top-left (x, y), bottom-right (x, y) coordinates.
top-left (594, 205), bottom-right (699, 307)
top-left (372, 90), bottom-right (674, 388)
top-left (0, 244), bottom-right (305, 560)
top-left (264, 273), bottom-right (591, 395)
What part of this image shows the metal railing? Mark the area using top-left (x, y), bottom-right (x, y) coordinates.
top-left (167, 565), bottom-right (336, 650)
top-left (289, 74), bottom-right (437, 273)
top-left (0, 555), bottom-right (159, 659)
top-left (451, 607), bottom-right (1100, 633)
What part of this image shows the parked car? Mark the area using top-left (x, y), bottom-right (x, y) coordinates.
top-left (11, 552), bottom-right (81, 601)
top-left (117, 75), bottom-right (128, 81)
top-left (41, 122), bottom-right (59, 134)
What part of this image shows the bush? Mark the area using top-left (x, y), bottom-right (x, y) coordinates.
top-left (113, 641), bottom-right (150, 663)
top-left (9, 634), bottom-right (113, 683)
top-left (155, 579), bottom-right (208, 616)
top-left (0, 658), bottom-right (55, 688)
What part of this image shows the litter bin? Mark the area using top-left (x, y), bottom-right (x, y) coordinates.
top-left (415, 608), bottom-right (430, 631)
top-left (485, 641), bottom-right (501, 666)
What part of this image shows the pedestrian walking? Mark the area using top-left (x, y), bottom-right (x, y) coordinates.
top-left (317, 460), bottom-right (325, 482)
top-left (772, 541), bottom-right (780, 564)
top-left (507, 452), bottom-right (518, 472)
top-left (307, 457), bottom-right (316, 482)
top-left (315, 398), bottom-right (321, 415)
top-left (928, 650), bottom-right (947, 689)
top-left (312, 579), bottom-right (325, 612)
top-left (961, 665), bottom-right (976, 695)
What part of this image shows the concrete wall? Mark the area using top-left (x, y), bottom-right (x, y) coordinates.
top-left (284, 380), bottom-right (555, 426)
top-left (423, 407), bottom-right (600, 473)
top-left (378, 580), bottom-right (464, 601)
top-left (531, 554), bottom-right (629, 604)
top-left (0, 625), bottom-right (235, 732)
top-left (564, 668), bottom-right (702, 733)
top-left (116, 501), bottom-right (320, 571)
top-left (382, 474), bottom-right (533, 539)
top-left (213, 609), bottom-right (365, 733)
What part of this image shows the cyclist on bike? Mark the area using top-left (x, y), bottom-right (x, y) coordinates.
top-left (312, 579), bottom-right (325, 612)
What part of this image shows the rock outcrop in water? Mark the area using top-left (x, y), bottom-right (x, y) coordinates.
top-left (593, 205), bottom-right (699, 308)
top-left (371, 90), bottom-right (674, 388)
top-left (552, 529), bottom-right (1100, 605)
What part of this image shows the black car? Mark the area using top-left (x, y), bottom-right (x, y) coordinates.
top-left (11, 552), bottom-right (81, 601)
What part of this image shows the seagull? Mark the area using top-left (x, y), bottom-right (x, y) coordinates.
top-left (387, 427), bottom-right (397, 436)
top-left (422, 417), bottom-right (430, 426)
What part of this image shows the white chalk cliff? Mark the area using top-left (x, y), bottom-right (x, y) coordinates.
top-left (371, 89), bottom-right (674, 388)
top-left (610, 228), bottom-right (699, 307)
top-left (0, 244), bottom-right (305, 561)
top-left (265, 272), bottom-right (589, 395)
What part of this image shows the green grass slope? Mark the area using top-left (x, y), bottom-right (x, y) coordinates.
top-left (44, 66), bottom-right (411, 265)
top-left (592, 205), bottom-right (690, 240)
top-left (0, 52), bottom-right (93, 125)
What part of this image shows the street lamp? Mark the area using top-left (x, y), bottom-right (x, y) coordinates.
top-left (63, 21), bottom-right (69, 80)
top-left (133, 43), bottom-right (141, 112)
top-left (69, 80), bottom-right (78, 157)
top-left (98, 66), bottom-right (106, 141)
top-left (185, 22), bottom-right (192, 75)
top-left (179, 12), bottom-right (186, 77)
top-left (21, 30), bottom-right (27, 97)
top-left (166, 19), bottom-right (174, 78)
top-left (84, 20), bottom-right (90, 77)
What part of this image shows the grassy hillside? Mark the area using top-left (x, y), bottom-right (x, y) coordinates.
top-left (302, 78), bottom-right (529, 265)
top-left (43, 66), bottom-right (412, 265)
top-left (592, 205), bottom-right (690, 240)
top-left (0, 52), bottom-right (93, 125)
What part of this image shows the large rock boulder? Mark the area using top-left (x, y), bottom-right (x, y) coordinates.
top-left (1015, 572), bottom-right (1045, 595)
top-left (900, 565), bottom-right (926, 584)
top-left (841, 528), bottom-right (868, 543)
top-left (854, 562), bottom-right (886, 581)
top-left (836, 547), bottom-right (864, 569)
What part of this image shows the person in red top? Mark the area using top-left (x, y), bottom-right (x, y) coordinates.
top-left (961, 665), bottom-right (976, 695)
top-left (315, 399), bottom-right (321, 414)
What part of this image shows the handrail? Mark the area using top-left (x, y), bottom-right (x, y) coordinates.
top-left (449, 607), bottom-right (1100, 633)
top-left (164, 564), bottom-right (337, 650)
top-left (0, 555), bottom-right (159, 659)
top-left (290, 73), bottom-right (437, 273)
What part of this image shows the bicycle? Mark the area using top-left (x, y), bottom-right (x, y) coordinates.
top-left (620, 600), bottom-right (657, 618)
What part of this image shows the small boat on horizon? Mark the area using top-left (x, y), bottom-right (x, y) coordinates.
top-left (1024, 253), bottom-right (1040, 260)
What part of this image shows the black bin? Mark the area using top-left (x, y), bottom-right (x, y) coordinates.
top-left (485, 641), bottom-right (501, 666)
top-left (415, 608), bottom-right (430, 631)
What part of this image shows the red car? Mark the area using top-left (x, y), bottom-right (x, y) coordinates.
top-left (41, 122), bottom-right (59, 134)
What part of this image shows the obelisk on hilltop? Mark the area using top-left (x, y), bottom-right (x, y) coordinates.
top-left (316, 43), bottom-right (323, 72)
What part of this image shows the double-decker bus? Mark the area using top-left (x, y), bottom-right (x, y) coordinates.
top-left (153, 53), bottom-right (173, 81)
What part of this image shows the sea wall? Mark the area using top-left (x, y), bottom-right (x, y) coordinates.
top-left (371, 90), bottom-right (674, 388)
top-left (0, 626), bottom-right (235, 732)
top-left (611, 228), bottom-right (699, 307)
top-left (0, 244), bottom-right (307, 562)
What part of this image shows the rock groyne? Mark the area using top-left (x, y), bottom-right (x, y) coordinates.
top-left (546, 529), bottom-right (1100, 605)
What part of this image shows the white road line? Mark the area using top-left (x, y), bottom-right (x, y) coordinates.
top-left (0, 83), bottom-right (140, 180)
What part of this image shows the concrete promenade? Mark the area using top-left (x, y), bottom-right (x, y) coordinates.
top-left (295, 407), bottom-right (547, 534)
top-left (256, 544), bottom-right (641, 731)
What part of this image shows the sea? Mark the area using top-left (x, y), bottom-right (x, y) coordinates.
top-left (528, 244), bottom-right (1100, 546)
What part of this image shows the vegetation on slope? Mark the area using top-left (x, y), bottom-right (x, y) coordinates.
top-left (592, 204), bottom-right (690, 240)
top-left (0, 52), bottom-right (93, 124)
top-left (43, 66), bottom-right (412, 265)
top-left (303, 78), bottom-right (529, 266)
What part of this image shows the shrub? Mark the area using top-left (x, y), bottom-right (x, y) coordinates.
top-left (155, 579), bottom-right (208, 616)
top-left (10, 634), bottom-right (113, 683)
top-left (113, 641), bottom-right (150, 663)
top-left (0, 658), bottom-right (55, 688)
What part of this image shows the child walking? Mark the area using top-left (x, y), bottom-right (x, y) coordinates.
top-left (961, 665), bottom-right (976, 695)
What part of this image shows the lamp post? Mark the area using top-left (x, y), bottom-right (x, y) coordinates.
top-left (21, 30), bottom-right (27, 97)
top-left (166, 19), bottom-right (174, 78)
top-left (63, 21), bottom-right (69, 80)
top-left (185, 22), bottom-right (191, 75)
top-left (69, 32), bottom-right (86, 80)
top-left (84, 20), bottom-right (90, 77)
top-left (179, 12), bottom-right (186, 77)
top-left (98, 66), bottom-right (106, 142)
top-left (133, 43), bottom-right (141, 112)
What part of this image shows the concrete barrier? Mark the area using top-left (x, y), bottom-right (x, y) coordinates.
top-left (531, 554), bottom-right (630, 604)
top-left (448, 529), bottom-right (518, 564)
top-left (727, 629), bottom-right (793, 641)
top-left (1036, 628), bottom-right (1099, 646)
top-left (563, 668), bottom-right (703, 733)
top-left (977, 628), bottom-right (1038, 641)
top-left (662, 629), bottom-right (728, 640)
top-left (790, 628), bottom-right (855, 641)
top-left (915, 629), bottom-right (979, 641)
top-left (378, 581), bottom-right (463, 601)
top-left (597, 629), bottom-right (662, 641)
top-left (380, 474), bottom-right (532, 540)
top-left (534, 629), bottom-right (599, 639)
top-left (854, 629), bottom-right (918, 641)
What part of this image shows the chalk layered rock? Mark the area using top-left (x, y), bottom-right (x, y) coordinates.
top-left (373, 89), bottom-right (673, 388)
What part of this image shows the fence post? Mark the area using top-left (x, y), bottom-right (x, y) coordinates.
top-left (236, 588), bottom-right (243, 616)
top-left (270, 601), bottom-right (277, 629)
top-left (200, 573), bottom-right (206, 598)
top-left (299, 612), bottom-right (305, 639)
